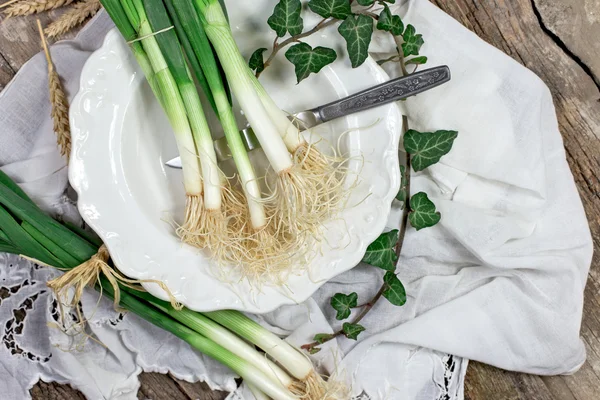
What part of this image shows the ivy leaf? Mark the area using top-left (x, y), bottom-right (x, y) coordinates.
top-left (383, 271), bottom-right (407, 306)
top-left (376, 5), bottom-right (404, 36)
top-left (362, 230), bottom-right (399, 271)
top-left (342, 323), bottom-right (366, 340)
top-left (338, 14), bottom-right (373, 68)
top-left (313, 333), bottom-right (333, 344)
top-left (309, 347), bottom-right (322, 354)
top-left (405, 56), bottom-right (428, 66)
top-left (285, 43), bottom-right (337, 83)
top-left (308, 0), bottom-right (351, 20)
top-left (402, 24), bottom-right (424, 57)
top-left (409, 192), bottom-right (441, 230)
top-left (268, 0), bottom-right (304, 37)
top-left (330, 292), bottom-right (358, 320)
top-left (249, 48), bottom-right (268, 73)
top-left (404, 129), bottom-right (458, 171)
top-left (395, 165), bottom-right (408, 203)
top-left (356, 0), bottom-right (374, 5)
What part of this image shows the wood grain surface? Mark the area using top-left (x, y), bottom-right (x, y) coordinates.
top-left (0, 0), bottom-right (598, 399)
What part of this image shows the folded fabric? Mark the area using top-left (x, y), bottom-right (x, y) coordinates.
top-left (232, 0), bottom-right (592, 397)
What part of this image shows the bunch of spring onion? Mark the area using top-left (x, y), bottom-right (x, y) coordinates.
top-left (102, 0), bottom-right (350, 283)
top-left (0, 170), bottom-right (347, 399)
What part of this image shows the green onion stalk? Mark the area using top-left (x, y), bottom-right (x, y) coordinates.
top-left (0, 170), bottom-right (350, 399)
top-left (116, 0), bottom-right (233, 250)
top-left (139, 0), bottom-right (233, 250)
top-left (194, 0), bottom-right (350, 259)
top-left (165, 0), bottom-right (299, 281)
top-left (104, 284), bottom-right (298, 400)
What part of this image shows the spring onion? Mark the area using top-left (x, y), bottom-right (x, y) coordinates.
top-left (104, 284), bottom-right (298, 400)
top-left (194, 0), bottom-right (349, 247)
top-left (0, 172), bottom-right (348, 400)
top-left (101, 0), bottom-right (351, 282)
top-left (166, 0), bottom-right (266, 231)
top-left (205, 310), bottom-right (318, 382)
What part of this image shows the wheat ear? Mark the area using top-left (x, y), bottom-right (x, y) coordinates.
top-left (0, 0), bottom-right (22, 10)
top-left (44, 0), bottom-right (100, 38)
top-left (37, 19), bottom-right (71, 160)
top-left (2, 0), bottom-right (75, 17)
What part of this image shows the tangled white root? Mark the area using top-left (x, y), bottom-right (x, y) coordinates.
top-left (176, 141), bottom-right (355, 286)
top-left (267, 143), bottom-right (352, 240)
top-left (289, 370), bottom-right (350, 400)
top-left (176, 194), bottom-right (208, 248)
top-left (177, 186), bottom-right (247, 253)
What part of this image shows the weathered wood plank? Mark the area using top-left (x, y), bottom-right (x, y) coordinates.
top-left (29, 380), bottom-right (87, 400)
top-left (0, 6), bottom-right (77, 90)
top-left (171, 375), bottom-right (229, 400)
top-left (136, 373), bottom-right (227, 400)
top-left (533, 0), bottom-right (600, 85)
top-left (465, 361), bottom-right (555, 400)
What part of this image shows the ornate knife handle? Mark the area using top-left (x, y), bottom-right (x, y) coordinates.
top-left (312, 65), bottom-right (451, 124)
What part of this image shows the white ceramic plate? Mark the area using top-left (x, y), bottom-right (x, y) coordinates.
top-left (69, 1), bottom-right (402, 313)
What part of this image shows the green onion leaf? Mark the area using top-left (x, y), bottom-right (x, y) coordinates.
top-left (0, 204), bottom-right (66, 268)
top-left (21, 221), bottom-right (80, 268)
top-left (0, 184), bottom-right (97, 262)
top-left (0, 170), bottom-right (33, 204)
top-left (162, 0), bottom-right (217, 114)
top-left (62, 221), bottom-right (103, 247)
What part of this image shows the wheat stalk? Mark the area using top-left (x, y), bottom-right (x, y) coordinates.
top-left (37, 19), bottom-right (71, 160)
top-left (44, 0), bottom-right (99, 38)
top-left (2, 0), bottom-right (75, 18)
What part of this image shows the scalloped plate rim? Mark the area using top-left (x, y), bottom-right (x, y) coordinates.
top-left (69, 22), bottom-right (402, 314)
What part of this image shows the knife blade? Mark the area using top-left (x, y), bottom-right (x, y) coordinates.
top-left (166, 65), bottom-right (451, 168)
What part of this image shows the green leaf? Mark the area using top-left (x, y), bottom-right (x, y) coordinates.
top-left (267, 0), bottom-right (304, 37)
top-left (0, 228), bottom-right (10, 243)
top-left (376, 5), bottom-right (404, 36)
top-left (0, 205), bottom-right (66, 269)
top-left (0, 170), bottom-right (33, 204)
top-left (249, 48), bottom-right (268, 73)
top-left (409, 192), bottom-right (441, 230)
top-left (356, 0), bottom-right (374, 5)
top-left (0, 183), bottom-right (97, 263)
top-left (342, 323), bottom-right (366, 340)
top-left (362, 230), bottom-right (398, 271)
top-left (395, 165), bottom-right (408, 203)
top-left (21, 221), bottom-right (80, 267)
top-left (0, 243), bottom-right (18, 254)
top-left (396, 189), bottom-right (407, 203)
top-left (330, 292), bottom-right (358, 320)
top-left (338, 14), bottom-right (373, 68)
top-left (62, 221), bottom-right (103, 247)
top-left (309, 347), bottom-right (322, 354)
top-left (285, 43), bottom-right (337, 83)
top-left (313, 333), bottom-right (333, 344)
top-left (402, 24), bottom-right (424, 57)
top-left (405, 56), bottom-right (428, 66)
top-left (308, 0), bottom-right (351, 20)
top-left (383, 271), bottom-right (406, 306)
top-left (404, 129), bottom-right (458, 171)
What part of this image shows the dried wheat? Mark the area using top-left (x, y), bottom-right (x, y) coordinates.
top-left (2, 0), bottom-right (74, 18)
top-left (37, 19), bottom-right (71, 160)
top-left (44, 0), bottom-right (99, 38)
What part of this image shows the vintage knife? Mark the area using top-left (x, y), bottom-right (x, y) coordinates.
top-left (166, 65), bottom-right (451, 168)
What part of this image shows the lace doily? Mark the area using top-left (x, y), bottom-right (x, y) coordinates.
top-left (0, 194), bottom-right (237, 400)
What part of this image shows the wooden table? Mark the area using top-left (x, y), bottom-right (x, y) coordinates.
top-left (1, 0), bottom-right (599, 399)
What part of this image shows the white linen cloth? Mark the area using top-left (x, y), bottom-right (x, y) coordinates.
top-left (0, 0), bottom-right (592, 399)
